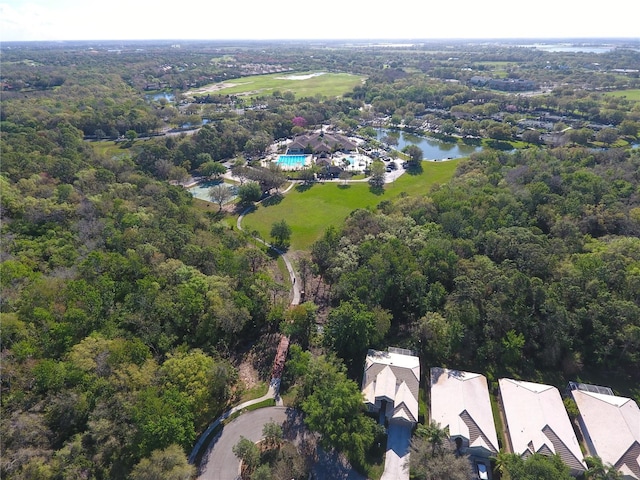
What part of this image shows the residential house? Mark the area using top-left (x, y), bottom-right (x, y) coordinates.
top-left (499, 378), bottom-right (586, 476)
top-left (362, 347), bottom-right (420, 426)
top-left (430, 368), bottom-right (499, 458)
top-left (570, 386), bottom-right (640, 479)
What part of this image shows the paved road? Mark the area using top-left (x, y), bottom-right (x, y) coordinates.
top-left (197, 406), bottom-right (289, 480)
top-left (189, 382), bottom-right (280, 464)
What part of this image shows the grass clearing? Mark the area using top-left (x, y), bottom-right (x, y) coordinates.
top-left (187, 71), bottom-right (366, 99)
top-left (88, 140), bottom-right (134, 158)
top-left (238, 382), bottom-right (269, 403)
top-left (241, 160), bottom-right (461, 251)
top-left (604, 89), bottom-right (640, 101)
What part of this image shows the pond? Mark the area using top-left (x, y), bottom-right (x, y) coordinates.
top-left (376, 129), bottom-right (482, 160)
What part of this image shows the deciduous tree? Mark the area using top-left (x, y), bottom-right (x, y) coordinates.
top-left (270, 220), bottom-right (292, 249)
top-left (209, 183), bottom-right (233, 211)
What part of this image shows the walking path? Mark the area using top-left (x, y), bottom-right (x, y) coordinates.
top-left (191, 180), bottom-right (299, 473)
top-left (236, 180), bottom-right (301, 306)
top-left (194, 171), bottom-right (399, 478)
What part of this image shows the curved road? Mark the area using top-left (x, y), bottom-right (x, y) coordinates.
top-left (198, 407), bottom-right (289, 480)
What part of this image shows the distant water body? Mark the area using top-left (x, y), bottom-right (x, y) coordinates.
top-left (519, 43), bottom-right (618, 53)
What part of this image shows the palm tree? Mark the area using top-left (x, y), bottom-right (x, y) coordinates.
top-left (585, 456), bottom-right (622, 480)
top-left (493, 451), bottom-right (514, 480)
top-left (416, 421), bottom-right (448, 455)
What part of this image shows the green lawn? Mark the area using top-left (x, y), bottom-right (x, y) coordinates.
top-left (604, 89), bottom-right (640, 101)
top-left (241, 160), bottom-right (460, 251)
top-left (187, 71), bottom-right (366, 99)
top-left (89, 140), bottom-right (134, 158)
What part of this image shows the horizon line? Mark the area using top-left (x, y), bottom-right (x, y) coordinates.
top-left (2, 36), bottom-right (640, 44)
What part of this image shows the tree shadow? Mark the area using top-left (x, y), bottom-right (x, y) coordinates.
top-left (268, 244), bottom-right (289, 256)
top-left (337, 183), bottom-right (351, 190)
top-left (369, 185), bottom-right (385, 195)
top-left (205, 210), bottom-right (226, 221)
top-left (405, 163), bottom-right (423, 175)
top-left (486, 140), bottom-right (514, 151)
top-left (234, 203), bottom-right (255, 215)
top-left (295, 183), bottom-right (314, 192)
top-left (462, 137), bottom-right (482, 146)
top-left (261, 193), bottom-right (284, 207)
top-left (193, 424), bottom-right (224, 475)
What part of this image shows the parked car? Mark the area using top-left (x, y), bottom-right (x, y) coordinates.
top-left (476, 461), bottom-right (489, 480)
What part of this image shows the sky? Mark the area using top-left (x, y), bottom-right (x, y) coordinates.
top-left (1, 0), bottom-right (639, 43)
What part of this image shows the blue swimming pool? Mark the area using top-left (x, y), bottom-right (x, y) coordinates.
top-left (277, 154), bottom-right (307, 167)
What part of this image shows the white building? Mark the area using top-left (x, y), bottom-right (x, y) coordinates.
top-left (499, 378), bottom-right (586, 476)
top-left (430, 367), bottom-right (499, 457)
top-left (571, 388), bottom-right (640, 479)
top-left (362, 348), bottom-right (420, 426)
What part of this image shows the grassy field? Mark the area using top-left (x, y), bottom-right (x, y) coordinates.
top-left (89, 140), bottom-right (134, 158)
top-left (604, 89), bottom-right (640, 101)
top-left (187, 71), bottom-right (366, 99)
top-left (241, 160), bottom-right (461, 251)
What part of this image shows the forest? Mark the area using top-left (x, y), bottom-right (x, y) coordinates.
top-left (1, 39), bottom-right (640, 480)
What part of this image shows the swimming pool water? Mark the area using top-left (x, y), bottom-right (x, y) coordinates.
top-left (277, 154), bottom-right (307, 166)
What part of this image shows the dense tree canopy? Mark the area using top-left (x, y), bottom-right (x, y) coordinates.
top-left (2, 38), bottom-right (640, 479)
top-left (314, 146), bottom-right (640, 385)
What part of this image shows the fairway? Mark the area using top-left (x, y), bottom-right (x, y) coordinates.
top-left (185, 71), bottom-right (365, 99)
top-left (241, 160), bottom-right (460, 251)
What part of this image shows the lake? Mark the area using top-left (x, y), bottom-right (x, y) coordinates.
top-left (376, 129), bottom-right (482, 160)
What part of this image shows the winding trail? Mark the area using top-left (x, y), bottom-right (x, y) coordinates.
top-left (191, 181), bottom-right (300, 473)
top-left (236, 181), bottom-right (301, 306)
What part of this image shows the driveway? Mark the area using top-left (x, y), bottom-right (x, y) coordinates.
top-left (197, 406), bottom-right (289, 480)
top-left (380, 423), bottom-right (412, 480)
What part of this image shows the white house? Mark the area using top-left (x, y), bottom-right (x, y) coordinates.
top-left (499, 378), bottom-right (586, 476)
top-left (430, 367), bottom-right (499, 457)
top-left (362, 347), bottom-right (420, 426)
top-left (571, 388), bottom-right (640, 479)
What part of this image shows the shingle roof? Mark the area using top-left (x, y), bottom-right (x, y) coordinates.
top-left (571, 390), bottom-right (640, 479)
top-left (288, 132), bottom-right (357, 153)
top-left (430, 368), bottom-right (499, 454)
top-left (499, 378), bottom-right (586, 473)
top-left (362, 349), bottom-right (420, 424)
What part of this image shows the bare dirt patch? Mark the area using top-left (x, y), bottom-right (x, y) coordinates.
top-left (237, 355), bottom-right (260, 390)
top-left (184, 82), bottom-right (238, 96)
